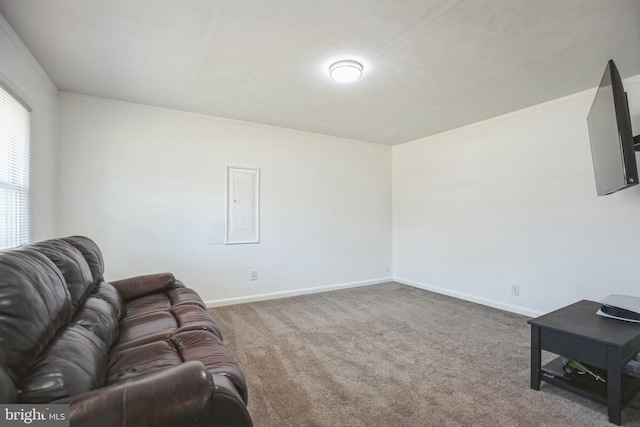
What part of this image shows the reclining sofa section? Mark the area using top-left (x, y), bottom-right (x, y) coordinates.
top-left (0, 236), bottom-right (252, 427)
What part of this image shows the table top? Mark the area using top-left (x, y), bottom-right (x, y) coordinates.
top-left (528, 300), bottom-right (640, 347)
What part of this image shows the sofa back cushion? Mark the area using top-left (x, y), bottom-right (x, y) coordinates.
top-left (62, 236), bottom-right (105, 287)
top-left (72, 295), bottom-right (120, 349)
top-left (94, 282), bottom-right (124, 320)
top-left (31, 239), bottom-right (95, 314)
top-left (0, 248), bottom-right (71, 384)
top-left (18, 324), bottom-right (108, 403)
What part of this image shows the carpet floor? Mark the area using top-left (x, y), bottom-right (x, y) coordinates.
top-left (209, 282), bottom-right (640, 426)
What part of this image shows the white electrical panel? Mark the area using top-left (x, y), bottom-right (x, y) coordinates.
top-left (226, 167), bottom-right (260, 244)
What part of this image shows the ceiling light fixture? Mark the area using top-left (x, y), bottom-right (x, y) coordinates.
top-left (329, 60), bottom-right (363, 83)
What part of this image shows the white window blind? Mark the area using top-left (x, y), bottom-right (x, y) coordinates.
top-left (0, 83), bottom-right (30, 249)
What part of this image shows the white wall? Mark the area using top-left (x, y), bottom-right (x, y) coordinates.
top-left (8, 6), bottom-right (638, 315)
top-left (393, 75), bottom-right (640, 317)
top-left (57, 93), bottom-right (392, 305)
top-left (0, 14), bottom-right (58, 240)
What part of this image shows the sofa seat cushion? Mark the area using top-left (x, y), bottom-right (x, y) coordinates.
top-left (123, 288), bottom-right (206, 320)
top-left (171, 304), bottom-right (222, 339)
top-left (106, 330), bottom-right (247, 404)
top-left (124, 293), bottom-right (171, 319)
top-left (106, 340), bottom-right (182, 385)
top-left (114, 303), bottom-right (224, 351)
top-left (18, 325), bottom-right (107, 403)
top-left (115, 311), bottom-right (177, 351)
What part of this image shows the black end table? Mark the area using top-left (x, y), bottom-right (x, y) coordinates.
top-left (529, 300), bottom-right (640, 425)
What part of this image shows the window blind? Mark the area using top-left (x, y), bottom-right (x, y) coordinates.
top-left (0, 83), bottom-right (30, 249)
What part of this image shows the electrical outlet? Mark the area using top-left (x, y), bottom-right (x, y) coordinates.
top-left (250, 270), bottom-right (258, 281)
top-left (385, 266), bottom-right (390, 273)
top-left (510, 284), bottom-right (520, 296)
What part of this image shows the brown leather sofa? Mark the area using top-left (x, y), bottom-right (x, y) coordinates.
top-left (0, 236), bottom-right (252, 427)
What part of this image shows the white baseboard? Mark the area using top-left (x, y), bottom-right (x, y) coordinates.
top-left (205, 277), bottom-right (394, 308)
top-left (394, 277), bottom-right (543, 318)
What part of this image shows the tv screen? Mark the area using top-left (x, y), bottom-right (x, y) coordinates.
top-left (587, 60), bottom-right (638, 196)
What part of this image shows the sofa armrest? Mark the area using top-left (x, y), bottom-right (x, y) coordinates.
top-left (58, 361), bottom-right (214, 427)
top-left (110, 273), bottom-right (176, 301)
top-left (210, 374), bottom-right (253, 426)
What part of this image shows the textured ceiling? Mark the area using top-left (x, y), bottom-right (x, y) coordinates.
top-left (0, 0), bottom-right (639, 145)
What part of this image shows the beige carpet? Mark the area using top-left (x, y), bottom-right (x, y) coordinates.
top-left (209, 282), bottom-right (640, 426)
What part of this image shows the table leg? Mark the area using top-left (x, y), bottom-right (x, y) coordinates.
top-left (531, 326), bottom-right (541, 390)
top-left (607, 346), bottom-right (622, 425)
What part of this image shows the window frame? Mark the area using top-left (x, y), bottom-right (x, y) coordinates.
top-left (0, 78), bottom-right (32, 249)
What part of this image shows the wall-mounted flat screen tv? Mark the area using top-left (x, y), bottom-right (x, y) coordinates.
top-left (587, 59), bottom-right (638, 196)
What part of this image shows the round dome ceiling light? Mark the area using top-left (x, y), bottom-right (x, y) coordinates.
top-left (329, 60), bottom-right (363, 83)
